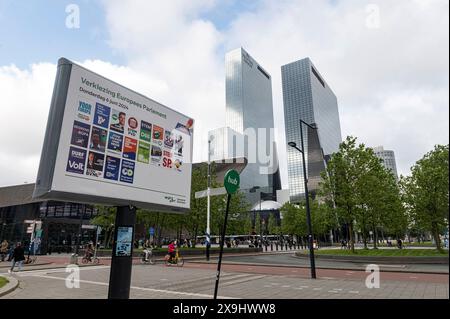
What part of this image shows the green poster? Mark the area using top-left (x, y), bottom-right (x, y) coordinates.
top-left (137, 141), bottom-right (150, 164)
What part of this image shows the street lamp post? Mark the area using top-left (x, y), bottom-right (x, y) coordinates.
top-left (206, 135), bottom-right (214, 261)
top-left (288, 120), bottom-right (317, 279)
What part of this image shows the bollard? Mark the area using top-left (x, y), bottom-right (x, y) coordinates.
top-left (270, 243), bottom-right (273, 251)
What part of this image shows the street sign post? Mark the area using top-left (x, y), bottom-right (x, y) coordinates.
top-left (214, 170), bottom-right (240, 299)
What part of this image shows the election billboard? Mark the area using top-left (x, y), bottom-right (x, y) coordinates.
top-left (33, 58), bottom-right (193, 212)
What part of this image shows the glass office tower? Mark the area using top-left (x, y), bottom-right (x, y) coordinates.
top-left (282, 58), bottom-right (342, 202)
top-left (224, 47), bottom-right (276, 192)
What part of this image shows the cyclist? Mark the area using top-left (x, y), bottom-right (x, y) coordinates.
top-left (84, 243), bottom-right (94, 262)
top-left (167, 240), bottom-right (176, 263)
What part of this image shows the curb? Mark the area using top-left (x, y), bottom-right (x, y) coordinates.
top-left (0, 275), bottom-right (19, 298)
top-left (294, 253), bottom-right (449, 264)
top-left (0, 262), bottom-right (52, 269)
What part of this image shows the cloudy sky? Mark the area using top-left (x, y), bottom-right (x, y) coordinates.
top-left (0, 0), bottom-right (448, 188)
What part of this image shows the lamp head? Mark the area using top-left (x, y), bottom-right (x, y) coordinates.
top-left (288, 142), bottom-right (297, 148)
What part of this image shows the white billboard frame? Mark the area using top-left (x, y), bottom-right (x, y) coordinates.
top-left (33, 58), bottom-right (193, 213)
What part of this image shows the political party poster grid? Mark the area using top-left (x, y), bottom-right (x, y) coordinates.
top-left (66, 99), bottom-right (185, 186)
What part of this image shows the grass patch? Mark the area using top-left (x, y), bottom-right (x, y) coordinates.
top-left (306, 249), bottom-right (449, 257)
top-left (0, 276), bottom-right (9, 289)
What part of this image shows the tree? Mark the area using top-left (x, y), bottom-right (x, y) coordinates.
top-left (91, 206), bottom-right (116, 248)
top-left (401, 145), bottom-right (449, 251)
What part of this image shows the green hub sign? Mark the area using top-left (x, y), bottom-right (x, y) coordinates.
top-left (224, 170), bottom-right (240, 194)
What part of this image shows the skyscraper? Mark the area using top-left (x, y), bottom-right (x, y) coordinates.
top-left (373, 146), bottom-right (399, 180)
top-left (282, 58), bottom-right (342, 202)
top-left (210, 48), bottom-right (277, 194)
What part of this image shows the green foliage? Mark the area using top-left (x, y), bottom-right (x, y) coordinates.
top-left (319, 136), bottom-right (407, 251)
top-left (400, 144), bottom-right (449, 251)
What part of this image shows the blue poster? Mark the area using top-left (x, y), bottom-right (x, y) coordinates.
top-left (66, 146), bottom-right (87, 174)
top-left (93, 103), bottom-right (111, 129)
top-left (107, 132), bottom-right (123, 153)
top-left (120, 159), bottom-right (135, 184)
top-left (104, 156), bottom-right (120, 181)
top-left (70, 121), bottom-right (90, 148)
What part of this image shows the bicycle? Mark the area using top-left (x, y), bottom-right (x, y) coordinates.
top-left (81, 254), bottom-right (99, 264)
top-left (164, 249), bottom-right (184, 267)
top-left (140, 248), bottom-right (156, 265)
top-left (24, 255), bottom-right (37, 264)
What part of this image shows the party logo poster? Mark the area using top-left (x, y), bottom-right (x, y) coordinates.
top-left (93, 103), bottom-right (110, 129)
top-left (123, 137), bottom-right (137, 160)
top-left (164, 130), bottom-right (174, 148)
top-left (77, 101), bottom-right (92, 122)
top-left (174, 158), bottom-right (183, 172)
top-left (140, 120), bottom-right (152, 142)
top-left (66, 147), bottom-right (87, 174)
top-left (174, 134), bottom-right (184, 157)
top-left (110, 109), bottom-right (126, 134)
top-left (86, 151), bottom-right (105, 178)
top-left (127, 117), bottom-right (138, 137)
top-left (151, 145), bottom-right (162, 166)
top-left (137, 141), bottom-right (150, 164)
top-left (152, 125), bottom-right (164, 146)
top-left (120, 159), bottom-right (135, 184)
top-left (90, 126), bottom-right (107, 152)
top-left (104, 155), bottom-right (120, 181)
top-left (70, 121), bottom-right (90, 148)
top-left (107, 132), bottom-right (124, 153)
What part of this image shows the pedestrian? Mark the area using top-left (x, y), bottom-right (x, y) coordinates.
top-left (9, 242), bottom-right (25, 273)
top-left (1, 240), bottom-right (8, 262)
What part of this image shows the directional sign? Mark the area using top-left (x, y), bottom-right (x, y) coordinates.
top-left (82, 225), bottom-right (97, 230)
top-left (149, 227), bottom-right (155, 235)
top-left (224, 170), bottom-right (240, 194)
top-left (195, 187), bottom-right (227, 199)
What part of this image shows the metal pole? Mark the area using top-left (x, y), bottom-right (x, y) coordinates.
top-left (206, 138), bottom-right (211, 261)
top-left (299, 120), bottom-right (317, 279)
top-left (93, 225), bottom-right (100, 261)
top-left (75, 205), bottom-right (85, 256)
top-left (108, 206), bottom-right (136, 299)
top-left (214, 194), bottom-right (231, 299)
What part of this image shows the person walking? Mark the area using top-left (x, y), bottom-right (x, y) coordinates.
top-left (9, 242), bottom-right (25, 273)
top-left (1, 240), bottom-right (8, 262)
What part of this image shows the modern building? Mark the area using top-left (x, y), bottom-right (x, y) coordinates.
top-left (210, 48), bottom-right (278, 200)
top-left (373, 146), bottom-right (398, 180)
top-left (282, 58), bottom-right (342, 202)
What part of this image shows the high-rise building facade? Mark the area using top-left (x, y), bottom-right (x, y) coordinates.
top-left (221, 47), bottom-right (276, 192)
top-left (282, 58), bottom-right (342, 202)
top-left (373, 146), bottom-right (398, 180)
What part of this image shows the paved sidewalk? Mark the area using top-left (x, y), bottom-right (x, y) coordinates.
top-left (1, 263), bottom-right (448, 299)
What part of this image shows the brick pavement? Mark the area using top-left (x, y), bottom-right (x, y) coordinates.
top-left (1, 262), bottom-right (448, 299)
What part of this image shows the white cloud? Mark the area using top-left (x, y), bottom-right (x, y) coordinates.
top-left (0, 0), bottom-right (448, 189)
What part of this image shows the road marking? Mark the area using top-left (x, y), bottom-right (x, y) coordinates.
top-left (25, 273), bottom-right (236, 299)
top-left (328, 290), bottom-right (339, 293)
top-left (281, 285), bottom-right (291, 288)
top-left (321, 277), bottom-right (335, 280)
top-left (333, 288), bottom-right (343, 291)
top-left (300, 286), bottom-right (309, 288)
top-left (409, 276), bottom-right (418, 279)
top-left (348, 291), bottom-right (359, 294)
top-left (313, 288), bottom-right (322, 290)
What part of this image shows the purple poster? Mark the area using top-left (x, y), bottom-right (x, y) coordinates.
top-left (104, 156), bottom-right (121, 181)
top-left (70, 121), bottom-right (90, 148)
top-left (93, 103), bottom-right (111, 129)
top-left (120, 159), bottom-right (135, 184)
top-left (66, 147), bottom-right (87, 174)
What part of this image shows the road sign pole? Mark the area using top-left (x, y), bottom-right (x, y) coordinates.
top-left (214, 169), bottom-right (240, 299)
top-left (213, 193), bottom-right (231, 299)
top-left (108, 206), bottom-right (136, 299)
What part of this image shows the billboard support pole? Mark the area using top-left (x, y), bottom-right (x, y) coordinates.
top-left (108, 205), bottom-right (136, 299)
